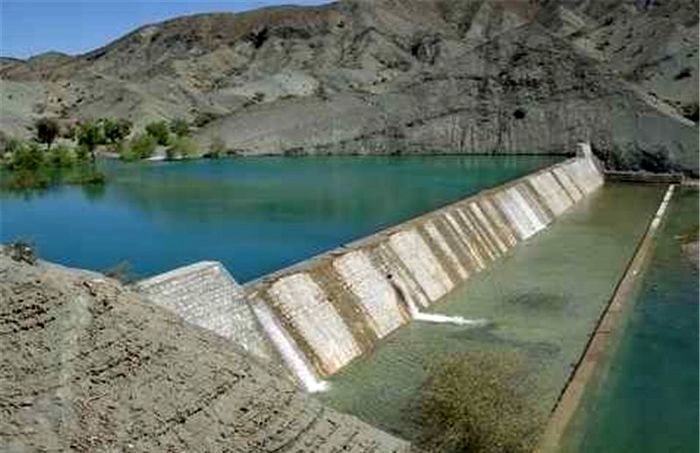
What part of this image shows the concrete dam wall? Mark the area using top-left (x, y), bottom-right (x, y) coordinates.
top-left (136, 261), bottom-right (277, 364)
top-left (137, 148), bottom-right (604, 391)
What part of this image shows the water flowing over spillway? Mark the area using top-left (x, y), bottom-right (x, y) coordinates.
top-left (131, 150), bottom-right (605, 391)
top-left (239, 150), bottom-right (605, 385)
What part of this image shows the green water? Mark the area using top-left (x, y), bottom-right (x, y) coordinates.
top-left (562, 187), bottom-right (699, 453)
top-left (0, 155), bottom-right (560, 281)
top-left (321, 183), bottom-right (666, 440)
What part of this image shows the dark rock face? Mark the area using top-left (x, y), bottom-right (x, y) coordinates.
top-left (0, 254), bottom-right (411, 452)
top-left (0, 0), bottom-right (697, 174)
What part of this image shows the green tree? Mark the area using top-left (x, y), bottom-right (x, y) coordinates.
top-left (145, 120), bottom-right (170, 146)
top-left (76, 121), bottom-right (104, 162)
top-left (166, 136), bottom-right (197, 160)
top-left (122, 133), bottom-right (157, 161)
top-left (35, 118), bottom-right (59, 150)
top-left (169, 118), bottom-right (190, 137)
top-left (48, 144), bottom-right (75, 168)
top-left (7, 142), bottom-right (44, 171)
top-left (102, 118), bottom-right (132, 143)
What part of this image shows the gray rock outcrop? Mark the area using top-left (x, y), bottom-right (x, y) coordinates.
top-left (1, 0), bottom-right (697, 174)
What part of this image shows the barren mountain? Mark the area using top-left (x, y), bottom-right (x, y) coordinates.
top-left (1, 0), bottom-right (697, 174)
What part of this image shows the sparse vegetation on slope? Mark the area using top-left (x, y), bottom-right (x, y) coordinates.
top-left (0, 0), bottom-right (696, 173)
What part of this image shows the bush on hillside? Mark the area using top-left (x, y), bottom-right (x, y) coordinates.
top-left (122, 133), bottom-right (157, 161)
top-left (35, 118), bottom-right (59, 150)
top-left (76, 121), bottom-right (105, 161)
top-left (48, 144), bottom-right (75, 168)
top-left (102, 118), bottom-right (132, 143)
top-left (145, 120), bottom-right (170, 146)
top-left (206, 136), bottom-right (226, 158)
top-left (169, 118), bottom-right (190, 137)
top-left (5, 239), bottom-right (37, 265)
top-left (6, 142), bottom-right (44, 171)
top-left (166, 136), bottom-right (197, 160)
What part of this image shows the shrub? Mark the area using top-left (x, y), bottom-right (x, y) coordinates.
top-left (193, 111), bottom-right (218, 127)
top-left (169, 118), bottom-right (190, 137)
top-left (418, 351), bottom-right (544, 453)
top-left (166, 136), bottom-right (197, 159)
top-left (5, 240), bottom-right (37, 264)
top-left (35, 118), bottom-right (59, 150)
top-left (75, 144), bottom-right (90, 162)
top-left (145, 120), bottom-right (170, 146)
top-left (6, 142), bottom-right (44, 171)
top-left (123, 133), bottom-right (157, 161)
top-left (4, 170), bottom-right (50, 190)
top-left (48, 144), bottom-right (75, 168)
top-left (102, 118), bottom-right (132, 143)
top-left (103, 261), bottom-right (136, 284)
top-left (76, 121), bottom-right (105, 160)
top-left (207, 136), bottom-right (226, 158)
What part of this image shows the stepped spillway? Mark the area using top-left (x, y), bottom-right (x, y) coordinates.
top-left (138, 146), bottom-right (604, 390)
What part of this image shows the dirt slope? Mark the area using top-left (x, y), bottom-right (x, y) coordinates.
top-left (0, 253), bottom-right (411, 452)
top-left (0, 0), bottom-right (697, 173)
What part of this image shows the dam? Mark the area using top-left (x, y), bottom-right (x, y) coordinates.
top-left (134, 146), bottom-right (607, 395)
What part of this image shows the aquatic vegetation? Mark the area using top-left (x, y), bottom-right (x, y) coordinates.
top-left (418, 351), bottom-right (544, 453)
top-left (1, 140), bottom-right (106, 191)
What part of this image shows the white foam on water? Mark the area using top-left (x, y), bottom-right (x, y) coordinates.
top-left (413, 311), bottom-right (489, 327)
top-left (406, 299), bottom-right (488, 327)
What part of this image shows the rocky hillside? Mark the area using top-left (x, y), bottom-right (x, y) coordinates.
top-left (0, 251), bottom-right (411, 452)
top-left (1, 0), bottom-right (697, 174)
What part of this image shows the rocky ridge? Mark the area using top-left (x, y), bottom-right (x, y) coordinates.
top-left (0, 0), bottom-right (697, 174)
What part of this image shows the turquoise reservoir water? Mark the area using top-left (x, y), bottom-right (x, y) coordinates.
top-left (0, 156), bottom-right (560, 281)
top-left (563, 187), bottom-right (699, 453)
top-left (321, 183), bottom-right (665, 440)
